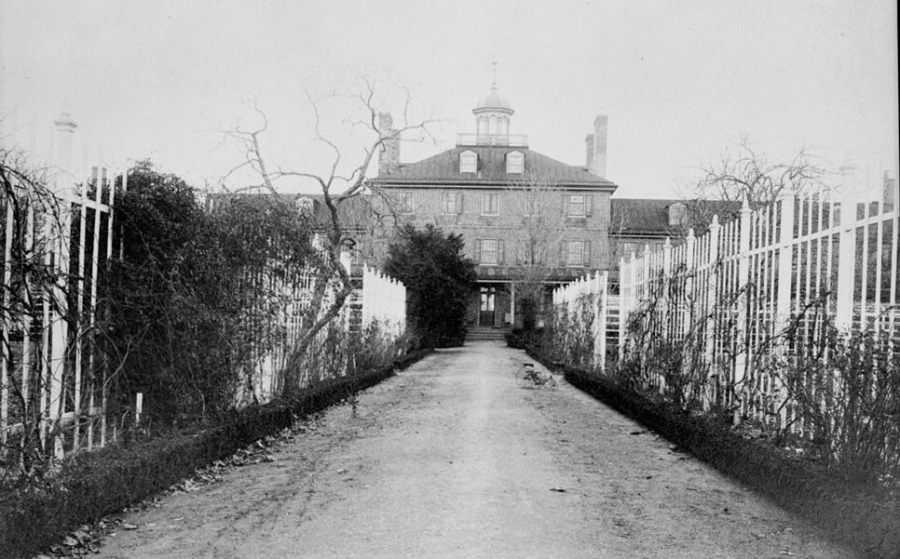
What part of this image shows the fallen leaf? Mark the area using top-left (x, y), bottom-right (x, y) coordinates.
top-left (121, 523), bottom-right (138, 530)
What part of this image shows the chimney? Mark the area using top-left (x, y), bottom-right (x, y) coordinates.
top-left (884, 170), bottom-right (897, 208)
top-left (585, 134), bottom-right (595, 170)
top-left (590, 114), bottom-right (608, 178)
top-left (378, 112), bottom-right (400, 175)
top-left (53, 112), bottom-right (77, 194)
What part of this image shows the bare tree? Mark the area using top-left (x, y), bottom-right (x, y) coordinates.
top-left (678, 138), bottom-right (832, 224)
top-left (505, 170), bottom-right (568, 329)
top-left (223, 80), bottom-right (436, 396)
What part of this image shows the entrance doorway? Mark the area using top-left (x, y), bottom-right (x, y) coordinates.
top-left (479, 287), bottom-right (496, 327)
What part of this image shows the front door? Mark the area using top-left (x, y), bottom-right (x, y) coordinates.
top-left (479, 287), bottom-right (495, 327)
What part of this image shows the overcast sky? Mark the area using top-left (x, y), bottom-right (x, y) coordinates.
top-left (1, 0), bottom-right (897, 199)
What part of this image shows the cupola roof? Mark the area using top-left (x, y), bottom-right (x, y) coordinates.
top-left (473, 84), bottom-right (514, 116)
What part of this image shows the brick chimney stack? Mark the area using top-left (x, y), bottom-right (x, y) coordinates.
top-left (378, 112), bottom-right (400, 175)
top-left (585, 133), bottom-right (595, 171)
top-left (589, 114), bottom-right (608, 178)
top-left (884, 170), bottom-right (897, 207)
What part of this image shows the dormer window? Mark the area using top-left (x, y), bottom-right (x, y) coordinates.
top-left (668, 202), bottom-right (687, 226)
top-left (506, 151), bottom-right (524, 174)
top-left (460, 150), bottom-right (477, 173)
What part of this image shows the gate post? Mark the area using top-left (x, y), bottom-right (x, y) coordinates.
top-left (48, 113), bottom-right (77, 459)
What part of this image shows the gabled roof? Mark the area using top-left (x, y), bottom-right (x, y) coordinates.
top-left (610, 198), bottom-right (741, 237)
top-left (370, 146), bottom-right (617, 190)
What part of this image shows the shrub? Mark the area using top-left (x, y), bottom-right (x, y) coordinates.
top-left (382, 224), bottom-right (476, 348)
top-left (105, 162), bottom-right (316, 423)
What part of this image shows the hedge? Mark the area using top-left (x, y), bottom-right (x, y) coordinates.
top-left (525, 346), bottom-right (899, 559)
top-left (0, 349), bottom-right (432, 559)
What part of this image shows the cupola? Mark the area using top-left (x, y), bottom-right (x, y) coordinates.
top-left (473, 69), bottom-right (514, 142)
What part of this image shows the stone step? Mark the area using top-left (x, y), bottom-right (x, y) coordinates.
top-left (466, 327), bottom-right (509, 341)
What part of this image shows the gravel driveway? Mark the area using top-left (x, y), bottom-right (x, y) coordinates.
top-left (91, 342), bottom-right (860, 559)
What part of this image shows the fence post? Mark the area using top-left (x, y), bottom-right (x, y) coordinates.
top-left (47, 113), bottom-right (77, 460)
top-left (772, 187), bottom-right (797, 430)
top-left (703, 215), bottom-right (721, 411)
top-left (598, 270), bottom-right (609, 373)
top-left (617, 256), bottom-right (628, 364)
top-left (659, 238), bottom-right (672, 393)
top-left (775, 188), bottom-right (796, 333)
top-left (834, 198), bottom-right (856, 331)
top-left (732, 197), bottom-right (752, 424)
top-left (1, 197), bottom-right (10, 447)
top-left (684, 228), bottom-right (696, 338)
top-left (135, 392), bottom-right (143, 427)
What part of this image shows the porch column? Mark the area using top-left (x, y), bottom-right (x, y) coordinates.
top-left (510, 283), bottom-right (516, 327)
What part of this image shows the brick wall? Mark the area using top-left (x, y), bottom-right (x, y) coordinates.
top-left (375, 187), bottom-right (614, 274)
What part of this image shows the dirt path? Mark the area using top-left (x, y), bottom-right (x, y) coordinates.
top-left (92, 342), bottom-right (860, 558)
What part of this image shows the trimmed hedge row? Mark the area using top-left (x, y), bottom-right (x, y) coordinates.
top-left (0, 350), bottom-right (431, 559)
top-left (526, 347), bottom-right (899, 559)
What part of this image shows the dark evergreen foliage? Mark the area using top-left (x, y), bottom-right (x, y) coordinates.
top-left (105, 161), bottom-right (315, 423)
top-left (383, 224), bottom-right (476, 348)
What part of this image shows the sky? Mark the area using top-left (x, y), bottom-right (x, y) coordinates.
top-left (1, 0), bottom-right (897, 200)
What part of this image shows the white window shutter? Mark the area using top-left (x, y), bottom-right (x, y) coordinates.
top-left (585, 195), bottom-right (593, 217)
top-left (498, 239), bottom-right (505, 264)
top-left (583, 240), bottom-right (592, 266)
top-left (474, 239), bottom-right (482, 263)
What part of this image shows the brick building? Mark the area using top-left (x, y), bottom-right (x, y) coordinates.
top-left (369, 84), bottom-right (618, 329)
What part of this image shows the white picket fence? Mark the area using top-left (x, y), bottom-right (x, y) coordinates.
top-left (1, 163), bottom-right (123, 460)
top-left (617, 183), bottom-right (899, 426)
top-left (551, 270), bottom-right (612, 371)
top-left (243, 253), bottom-right (408, 404)
top-left (361, 264), bottom-right (407, 336)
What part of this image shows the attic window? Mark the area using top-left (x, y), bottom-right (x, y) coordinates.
top-left (460, 150), bottom-right (477, 173)
top-left (506, 151), bottom-right (524, 174)
top-left (668, 202), bottom-right (687, 227)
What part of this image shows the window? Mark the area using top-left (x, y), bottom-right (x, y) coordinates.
top-left (482, 239), bottom-right (499, 265)
top-left (506, 151), bottom-right (524, 174)
top-left (562, 240), bottom-right (592, 267)
top-left (482, 193), bottom-right (499, 215)
top-left (441, 192), bottom-right (463, 214)
top-left (460, 150), bottom-right (477, 173)
top-left (475, 239), bottom-right (505, 266)
top-left (393, 192), bottom-right (413, 213)
top-left (568, 194), bottom-right (586, 217)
